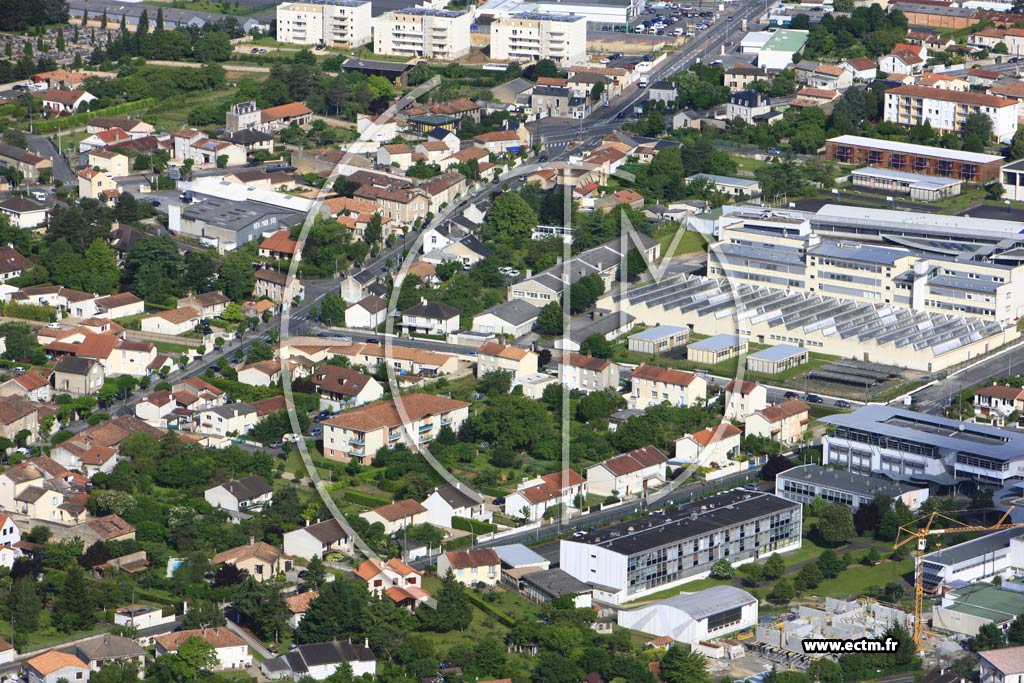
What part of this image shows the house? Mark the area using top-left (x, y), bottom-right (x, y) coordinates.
top-left (204, 475), bottom-right (274, 513)
top-left (284, 591), bottom-right (316, 630)
top-left (322, 394), bottom-right (470, 463)
top-left (359, 499), bottom-right (427, 535)
top-left (726, 91), bottom-right (770, 124)
top-left (586, 445), bottom-right (669, 498)
top-left (42, 88), bottom-right (96, 113)
top-left (176, 291), bottom-right (230, 318)
top-left (0, 513), bottom-right (21, 569)
top-left (87, 148), bottom-right (129, 177)
top-left (725, 64), bottom-right (764, 91)
top-left (283, 519), bottom-right (353, 560)
top-left (879, 44), bottom-right (925, 75)
top-left (25, 651), bottom-right (90, 683)
top-left (476, 342), bottom-right (538, 383)
top-left (114, 604), bottom-right (175, 633)
top-left (808, 63), bottom-right (853, 90)
top-left (0, 142), bottom-right (51, 181)
top-left (212, 541), bottom-right (287, 582)
top-left (557, 353), bottom-right (619, 394)
top-left (261, 641), bottom-right (376, 680)
top-left (154, 628), bottom-right (252, 670)
top-left (134, 390), bottom-right (176, 428)
top-left (918, 72), bottom-right (969, 91)
top-left (400, 300), bottom-right (460, 336)
top-left (630, 364), bottom-right (707, 410)
top-left (261, 102), bottom-right (313, 131)
top-left (194, 403), bottom-right (259, 438)
top-left (0, 370), bottom-right (51, 402)
top-left (421, 483), bottom-right (491, 528)
top-left (80, 515), bottom-right (136, 544)
top-left (504, 469), bottom-right (586, 521)
top-left (345, 295), bottom-right (388, 329)
top-left (74, 634), bottom-right (146, 675)
top-left (78, 167), bottom-right (117, 201)
top-left (311, 366), bottom-right (383, 410)
top-left (377, 143), bottom-right (415, 169)
top-left (472, 129), bottom-right (529, 155)
top-left (973, 384), bottom-right (1024, 420)
top-left (980, 645), bottom-right (1024, 683)
top-left (0, 197), bottom-right (48, 229)
top-left (437, 548), bottom-right (501, 587)
top-left (674, 423), bottom-right (742, 467)
top-left (140, 307), bottom-right (200, 336)
top-left (258, 230), bottom-right (300, 261)
top-left (473, 299), bottom-right (540, 338)
top-left (723, 379), bottom-right (768, 420)
top-left (238, 360), bottom-right (282, 387)
top-left (354, 557), bottom-right (429, 609)
top-left (95, 292), bottom-right (144, 319)
top-left (0, 247), bottom-right (32, 284)
top-left (51, 356), bottom-right (104, 396)
top-left (842, 57), bottom-right (877, 82)
top-left (255, 268), bottom-right (304, 304)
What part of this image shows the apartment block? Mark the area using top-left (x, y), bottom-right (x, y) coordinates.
top-left (373, 8), bottom-right (472, 60)
top-left (276, 0), bottom-right (372, 48)
top-left (825, 135), bottom-right (1004, 183)
top-left (883, 84), bottom-right (1018, 143)
top-left (491, 13), bottom-right (588, 67)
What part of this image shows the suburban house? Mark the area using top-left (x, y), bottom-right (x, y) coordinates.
top-left (475, 342), bottom-right (539, 383)
top-left (630, 364), bottom-right (707, 410)
top-left (472, 299), bottom-right (540, 338)
top-left (503, 469), bottom-right (587, 521)
top-left (74, 634), bottom-right (146, 674)
top-left (345, 295), bottom-right (389, 329)
top-left (154, 628), bottom-right (252, 671)
top-left (204, 475), bottom-right (274, 513)
top-left (284, 591), bottom-right (316, 629)
top-left (261, 641), bottom-right (376, 680)
top-left (134, 390), bottom-right (177, 428)
top-left (674, 423), bottom-right (743, 467)
top-left (283, 519), bottom-right (353, 560)
top-left (194, 403), bottom-right (259, 438)
top-left (354, 557), bottom-right (429, 609)
top-left (745, 400), bottom-right (810, 445)
top-left (141, 307), bottom-right (200, 336)
top-left (211, 541), bottom-right (288, 582)
top-left (723, 379), bottom-right (768, 420)
top-left (0, 197), bottom-right (48, 229)
top-left (421, 483), bottom-right (491, 528)
top-left (359, 499), bottom-right (427, 535)
top-left (310, 365), bottom-right (384, 410)
top-left (51, 356), bottom-right (104, 396)
top-left (322, 394), bottom-right (470, 463)
top-left (0, 513), bottom-right (20, 569)
top-left (25, 651), bottom-right (90, 683)
top-left (437, 549), bottom-right (502, 587)
top-left (585, 445), bottom-right (669, 498)
top-left (237, 360), bottom-right (282, 387)
top-left (974, 384), bottom-right (1024, 420)
top-left (42, 88), bottom-right (96, 113)
top-left (258, 230), bottom-right (300, 261)
top-left (254, 269), bottom-right (304, 304)
top-left (400, 300), bottom-right (460, 336)
top-left (557, 353), bottom-right (620, 394)
top-left (177, 291), bottom-right (231, 318)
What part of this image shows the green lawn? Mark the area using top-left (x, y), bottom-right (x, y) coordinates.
top-left (810, 559), bottom-right (913, 600)
top-left (653, 224), bottom-right (707, 257)
top-left (0, 611), bottom-right (110, 652)
top-left (418, 577), bottom-right (531, 651)
top-left (144, 0), bottom-right (266, 16)
top-left (733, 156), bottom-right (767, 175)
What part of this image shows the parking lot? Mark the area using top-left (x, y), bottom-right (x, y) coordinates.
top-left (596, 0), bottom-right (735, 36)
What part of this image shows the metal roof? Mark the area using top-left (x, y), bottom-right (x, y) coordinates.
top-left (688, 333), bottom-right (743, 352)
top-left (652, 584), bottom-right (758, 619)
top-left (493, 543), bottom-right (549, 568)
top-left (747, 344), bottom-right (806, 362)
top-left (850, 166), bottom-right (963, 191)
top-left (628, 325), bottom-right (689, 341)
top-left (829, 135), bottom-right (1003, 164)
top-left (924, 528), bottom-right (1024, 568)
top-left (778, 464), bottom-right (923, 499)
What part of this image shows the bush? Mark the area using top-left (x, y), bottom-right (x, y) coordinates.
top-left (451, 516), bottom-right (498, 535)
top-left (2, 302), bottom-right (55, 322)
top-left (51, 429), bottom-right (74, 444)
top-left (342, 490), bottom-right (391, 508)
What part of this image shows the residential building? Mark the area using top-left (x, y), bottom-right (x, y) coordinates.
top-left (177, 291), bottom-right (230, 318)
top-left (354, 557), bottom-right (429, 609)
top-left (557, 353), bottom-right (619, 394)
top-left (726, 90), bottom-right (770, 124)
top-left (284, 591), bottom-right (316, 629)
top-left (237, 360), bottom-right (282, 387)
top-left (212, 542), bottom-right (287, 582)
top-left (400, 300), bottom-right (460, 336)
top-left (134, 390), bottom-right (176, 428)
top-left (475, 342), bottom-right (538, 382)
top-left (884, 85), bottom-right (1019, 143)
top-left (283, 519), bottom-right (353, 560)
top-left (776, 464), bottom-right (929, 512)
top-left (473, 299), bottom-right (540, 337)
top-left (0, 197), bottom-right (47, 229)
top-left (504, 469), bottom-right (586, 521)
top-left (723, 379), bottom-right (767, 420)
top-left (114, 604), bottom-right (175, 632)
top-left (0, 370), bottom-right (51, 403)
top-left (204, 475), bottom-right (274, 513)
top-left (826, 135), bottom-right (1004, 182)
top-left (437, 549), bottom-right (501, 587)
top-left (275, 0), bottom-right (372, 48)
top-left (141, 307), bottom-right (200, 336)
top-left (261, 102), bottom-right (313, 131)
top-left (725, 64), bottom-right (764, 91)
top-left (745, 399), bottom-right (810, 445)
top-left (0, 142), bottom-right (51, 181)
top-left (372, 8), bottom-right (472, 60)
top-left (630, 363), bottom-right (706, 410)
top-left (74, 634), bottom-right (146, 675)
top-left (261, 641), bottom-right (376, 680)
top-left (194, 403), bottom-right (259, 438)
top-left (0, 514), bottom-right (20, 569)
top-left (980, 644), bottom-right (1024, 683)
top-left (42, 89), bottom-right (96, 113)
top-left (154, 628), bottom-right (251, 670)
top-left (359, 499), bottom-right (427, 535)
top-left (491, 12), bottom-right (587, 66)
top-left (585, 445), bottom-right (668, 498)
top-left (345, 295), bottom-right (388, 329)
top-left (78, 168), bottom-right (118, 201)
top-left (421, 483), bottom-right (490, 528)
top-left (25, 651), bottom-right (90, 683)
top-left (687, 173), bottom-right (761, 198)
top-left (674, 423), bottom-right (742, 468)
top-left (560, 489), bottom-right (803, 604)
top-left (322, 394), bottom-right (470, 463)
top-left (974, 384), bottom-right (1024, 421)
top-left (254, 268), bottom-right (304, 304)
top-left (843, 56), bottom-right (877, 81)
top-left (51, 356), bottom-right (104, 396)
top-left (808, 63), bottom-right (853, 90)
top-left (310, 366), bottom-right (383, 410)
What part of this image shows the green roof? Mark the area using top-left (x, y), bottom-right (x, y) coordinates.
top-left (945, 584), bottom-right (1024, 624)
top-left (763, 29), bottom-right (809, 53)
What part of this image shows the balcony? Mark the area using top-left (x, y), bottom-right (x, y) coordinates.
top-left (349, 437), bottom-right (365, 446)
top-left (418, 422), bottom-right (434, 433)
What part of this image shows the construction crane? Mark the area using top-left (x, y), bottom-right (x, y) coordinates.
top-left (894, 505), bottom-right (1024, 650)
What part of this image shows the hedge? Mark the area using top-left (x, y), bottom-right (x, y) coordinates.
top-left (466, 591), bottom-right (514, 627)
top-left (451, 516), bottom-right (497, 535)
top-left (342, 490), bottom-right (391, 508)
top-left (31, 98), bottom-right (156, 133)
top-left (2, 301), bottom-right (55, 322)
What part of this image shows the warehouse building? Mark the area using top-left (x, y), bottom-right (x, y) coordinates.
top-left (825, 135), bottom-right (1004, 183)
top-left (849, 167), bottom-right (963, 202)
top-left (627, 325), bottom-right (690, 355)
top-left (559, 489), bottom-right (802, 603)
top-left (775, 464), bottom-right (929, 512)
top-left (933, 583), bottom-right (1024, 637)
top-left (822, 405), bottom-right (1024, 489)
top-left (746, 344), bottom-right (808, 375)
top-left (617, 585), bottom-right (758, 644)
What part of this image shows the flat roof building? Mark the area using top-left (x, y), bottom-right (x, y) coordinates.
top-left (933, 583), bottom-right (1024, 637)
top-left (776, 464), bottom-right (929, 512)
top-left (850, 167), bottom-right (963, 202)
top-left (884, 84), bottom-right (1018, 143)
top-left (276, 0), bottom-right (372, 48)
top-left (687, 334), bottom-right (747, 365)
top-left (826, 135), bottom-right (1004, 183)
top-left (372, 7), bottom-right (472, 60)
top-left (746, 344), bottom-right (808, 375)
top-left (559, 489), bottom-right (802, 603)
top-left (477, 0), bottom-right (641, 27)
top-left (491, 12), bottom-right (588, 67)
top-left (924, 529), bottom-right (1024, 594)
top-left (627, 325), bottom-right (690, 355)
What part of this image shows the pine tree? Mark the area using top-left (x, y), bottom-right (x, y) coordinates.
top-left (53, 566), bottom-right (97, 633)
top-left (55, 28), bottom-right (64, 52)
top-left (9, 577), bottom-right (41, 634)
top-left (101, 10), bottom-right (107, 29)
top-left (423, 569), bottom-right (472, 633)
top-left (156, 8), bottom-right (164, 30)
top-left (85, 238), bottom-right (121, 295)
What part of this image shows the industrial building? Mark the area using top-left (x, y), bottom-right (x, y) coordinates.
top-left (739, 29), bottom-right (809, 71)
top-left (775, 464), bottom-right (929, 512)
top-left (746, 344), bottom-right (808, 375)
top-left (490, 13), bottom-right (588, 67)
top-left (372, 7), bottom-right (472, 60)
top-left (275, 0), bottom-right (372, 48)
top-left (559, 489), bottom-right (802, 603)
top-left (822, 405), bottom-right (1024, 489)
top-left (849, 167), bottom-right (963, 202)
top-left (617, 585), bottom-right (759, 644)
top-left (932, 583), bottom-right (1024, 637)
top-left (825, 135), bottom-right (1004, 183)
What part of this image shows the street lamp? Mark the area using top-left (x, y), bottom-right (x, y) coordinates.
top-left (1006, 199), bottom-right (1012, 213)
top-left (832, 188), bottom-right (841, 204)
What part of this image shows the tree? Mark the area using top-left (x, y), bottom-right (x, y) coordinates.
top-left (1010, 127), bottom-right (1024, 159)
top-left (422, 568), bottom-right (472, 632)
top-left (710, 559), bottom-right (733, 579)
top-left (963, 113), bottom-right (994, 143)
top-left (877, 499), bottom-right (914, 542)
top-left (973, 622), bottom-right (1006, 651)
top-left (218, 248), bottom-right (257, 301)
top-left (364, 213), bottom-right (383, 244)
top-left (660, 645), bottom-right (709, 683)
top-left (319, 293), bottom-right (346, 326)
top-left (192, 31), bottom-right (232, 62)
top-left (768, 577), bottom-right (796, 604)
top-left (52, 566), bottom-right (96, 632)
top-left (817, 548), bottom-right (845, 579)
top-left (815, 502), bottom-right (857, 546)
top-left (795, 562), bottom-right (823, 591)
top-left (763, 553), bottom-right (785, 581)
top-left (84, 238), bottom-right (120, 294)
top-left (296, 577), bottom-right (368, 643)
top-left (232, 577), bottom-right (289, 641)
top-left (477, 369), bottom-right (513, 396)
top-left (483, 193), bottom-right (538, 248)
top-left (9, 577), bottom-right (41, 634)
top-left (579, 333), bottom-right (614, 358)
top-left (536, 301), bottom-right (563, 335)
top-left (569, 273), bottom-right (604, 313)
top-left (304, 557), bottom-right (327, 591)
top-left (576, 388), bottom-right (625, 423)
top-left (532, 58), bottom-right (559, 80)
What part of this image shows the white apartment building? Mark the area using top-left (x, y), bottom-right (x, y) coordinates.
top-left (276, 0), bottom-right (372, 48)
top-left (373, 8), bottom-right (472, 60)
top-left (491, 12), bottom-right (588, 67)
top-left (884, 84), bottom-right (1019, 143)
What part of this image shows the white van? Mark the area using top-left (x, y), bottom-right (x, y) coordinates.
top-left (32, 191), bottom-right (46, 202)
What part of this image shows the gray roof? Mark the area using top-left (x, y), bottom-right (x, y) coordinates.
top-left (778, 464), bottom-right (924, 499)
top-left (211, 475), bottom-right (272, 501)
top-left (628, 325), bottom-right (689, 341)
top-left (688, 173), bottom-right (760, 189)
top-left (747, 344), bottom-right (807, 362)
top-left (520, 568), bottom-right (591, 598)
top-left (812, 205), bottom-right (1024, 243)
top-left (924, 527), bottom-right (1024, 567)
top-left (476, 299), bottom-right (540, 326)
top-left (822, 404), bottom-right (1024, 462)
top-left (809, 240), bottom-right (911, 266)
top-left (182, 197), bottom-right (302, 233)
top-left (850, 166), bottom-right (962, 191)
top-left (201, 403), bottom-right (257, 419)
top-left (567, 310), bottom-right (634, 344)
top-left (493, 543), bottom-right (549, 568)
top-left (268, 640), bottom-right (375, 675)
top-left (403, 300), bottom-right (459, 320)
top-left (430, 484), bottom-right (483, 510)
top-left (688, 333), bottom-right (743, 352)
top-left (75, 634), bottom-right (146, 661)
top-left (54, 355), bottom-right (96, 376)
top-left (648, 585), bottom-right (757, 619)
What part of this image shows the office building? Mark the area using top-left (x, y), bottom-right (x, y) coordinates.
top-left (559, 489), bottom-right (802, 603)
top-left (924, 530), bottom-right (1024, 595)
top-left (775, 464), bottom-right (929, 512)
top-left (822, 404), bottom-right (1024, 488)
top-left (373, 8), bottom-right (472, 60)
top-left (491, 13), bottom-right (587, 67)
top-left (884, 85), bottom-right (1018, 143)
top-left (825, 135), bottom-right (1004, 183)
top-left (276, 0), bottom-right (372, 48)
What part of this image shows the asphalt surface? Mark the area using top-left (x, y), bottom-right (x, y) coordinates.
top-left (905, 341), bottom-right (1024, 415)
top-left (26, 133), bottom-right (75, 185)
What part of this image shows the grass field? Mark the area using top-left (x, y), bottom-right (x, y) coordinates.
top-left (652, 223), bottom-right (707, 257)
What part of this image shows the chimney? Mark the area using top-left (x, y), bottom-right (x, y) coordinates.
top-left (249, 534), bottom-right (255, 546)
top-left (364, 637), bottom-right (369, 648)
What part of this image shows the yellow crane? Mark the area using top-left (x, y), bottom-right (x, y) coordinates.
top-left (894, 505), bottom-right (1024, 650)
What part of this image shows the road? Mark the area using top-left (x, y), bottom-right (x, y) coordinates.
top-left (904, 341), bottom-right (1024, 415)
top-left (26, 133), bottom-right (75, 185)
top-left (532, 0), bottom-right (768, 156)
